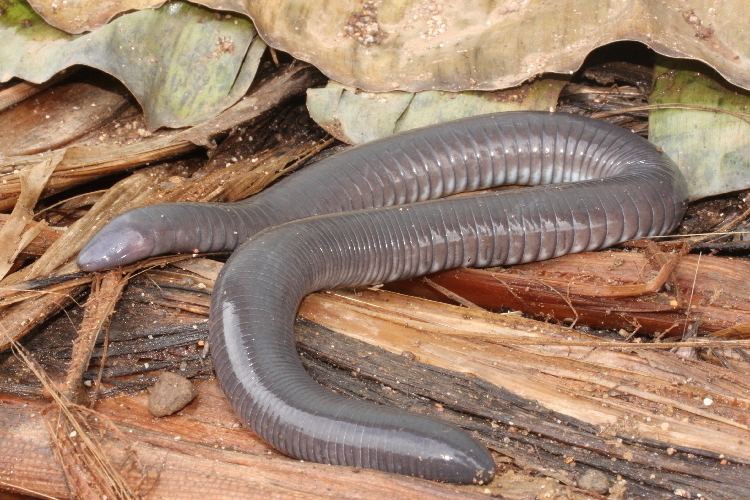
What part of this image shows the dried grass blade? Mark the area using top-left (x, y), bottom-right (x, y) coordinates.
top-left (0, 152), bottom-right (63, 280)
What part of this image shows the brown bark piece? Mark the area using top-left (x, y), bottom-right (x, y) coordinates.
top-left (0, 287), bottom-right (85, 353)
top-left (0, 396), bottom-right (69, 499)
top-left (0, 80), bottom-right (131, 157)
top-left (60, 262), bottom-right (748, 496)
top-left (391, 251), bottom-right (750, 336)
top-left (0, 78), bottom-right (56, 113)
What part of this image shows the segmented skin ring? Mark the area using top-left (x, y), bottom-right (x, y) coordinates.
top-left (78, 112), bottom-right (688, 483)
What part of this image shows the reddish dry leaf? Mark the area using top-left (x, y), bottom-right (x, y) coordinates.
top-left (391, 251), bottom-right (750, 336)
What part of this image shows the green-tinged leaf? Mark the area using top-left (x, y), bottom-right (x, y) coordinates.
top-left (649, 59), bottom-right (750, 201)
top-left (0, 0), bottom-right (265, 129)
top-left (307, 79), bottom-right (567, 144)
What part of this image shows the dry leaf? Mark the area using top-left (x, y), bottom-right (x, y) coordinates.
top-left (26, 0), bottom-right (750, 94)
top-left (0, 151), bottom-right (63, 280)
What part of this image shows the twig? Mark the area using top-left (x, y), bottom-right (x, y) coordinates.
top-left (591, 103), bottom-right (750, 124)
top-left (62, 270), bottom-right (131, 401)
top-left (34, 189), bottom-right (108, 217)
top-left (0, 480), bottom-right (60, 500)
top-left (422, 277), bottom-right (483, 310)
top-left (682, 253), bottom-right (702, 338)
top-left (712, 322), bottom-right (750, 339)
top-left (91, 325), bottom-right (111, 407)
top-left (489, 338), bottom-right (750, 349)
top-left (540, 278), bottom-right (579, 327)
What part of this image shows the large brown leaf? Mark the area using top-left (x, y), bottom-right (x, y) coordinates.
top-left (26, 0), bottom-right (750, 93)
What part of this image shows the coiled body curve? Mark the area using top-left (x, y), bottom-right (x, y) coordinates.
top-left (78, 112), bottom-right (688, 483)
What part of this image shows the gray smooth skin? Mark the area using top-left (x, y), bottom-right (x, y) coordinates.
top-left (78, 112), bottom-right (688, 483)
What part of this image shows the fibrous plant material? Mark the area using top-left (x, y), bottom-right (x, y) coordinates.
top-left (0, 63), bottom-right (321, 211)
top-left (7, 263), bottom-right (749, 497)
top-left (0, 69), bottom-right (327, 351)
top-left (0, 152), bottom-right (61, 280)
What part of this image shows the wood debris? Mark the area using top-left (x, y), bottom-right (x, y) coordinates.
top-left (391, 250), bottom-right (750, 337)
top-left (0, 58), bottom-right (748, 499)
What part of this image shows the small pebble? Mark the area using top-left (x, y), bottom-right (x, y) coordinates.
top-left (148, 372), bottom-right (197, 417)
top-left (577, 468), bottom-right (610, 494)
